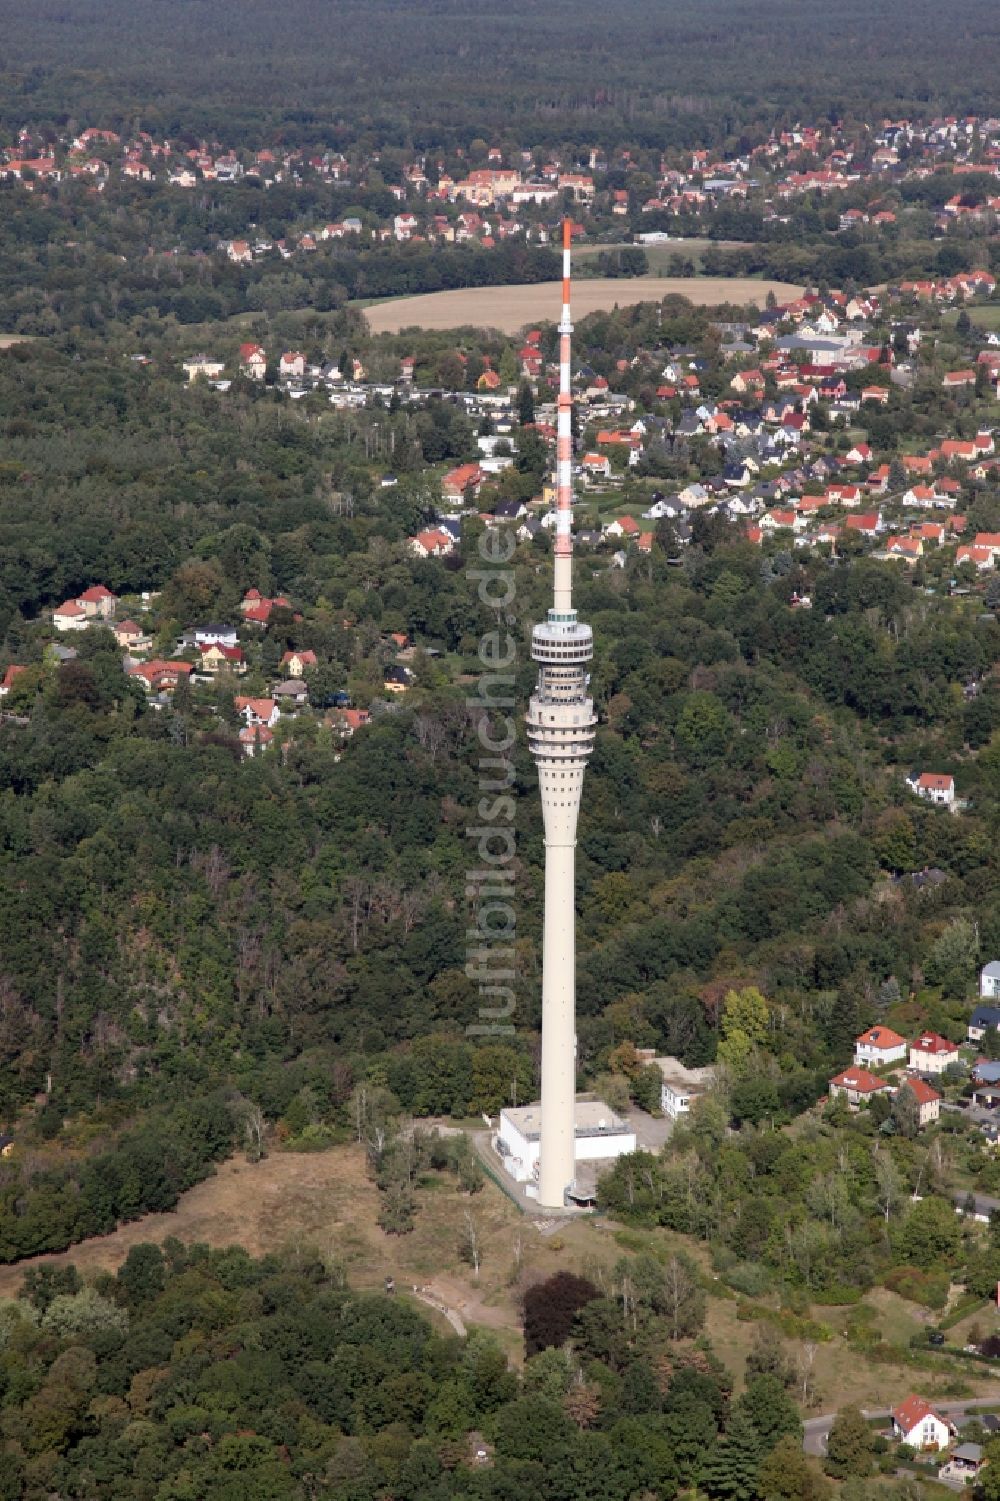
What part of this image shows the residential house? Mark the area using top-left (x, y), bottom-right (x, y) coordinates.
top-left (891, 1396), bottom-right (953, 1452)
top-left (409, 528), bottom-right (456, 558)
top-left (980, 961), bottom-right (1000, 999)
top-left (330, 707), bottom-right (371, 739)
top-left (605, 516), bottom-right (641, 539)
top-left (235, 696), bottom-right (280, 729)
top-left (855, 1025), bottom-right (908, 1068)
top-left (279, 351), bottom-right (307, 381)
top-left (908, 1032), bottom-right (960, 1075)
top-left (829, 1067), bottom-right (893, 1108)
top-left (280, 649), bottom-right (318, 678)
top-left (441, 463), bottom-right (484, 503)
top-left (193, 624), bottom-right (238, 648)
top-left (383, 664), bottom-right (413, 694)
top-left (271, 679), bottom-right (309, 709)
top-left (199, 642), bottom-right (245, 676)
top-left (239, 591), bottom-right (293, 626)
top-left (239, 724), bottom-right (274, 759)
top-left (969, 1006), bottom-right (1000, 1044)
top-left (239, 342), bottom-right (267, 379)
top-left (128, 660), bottom-right (194, 694)
top-left (76, 585), bottom-right (117, 620)
top-left (182, 354), bottom-right (225, 383)
top-left (905, 771), bottom-right (955, 806)
top-left (582, 452), bottom-right (611, 480)
top-left (901, 1076), bottom-right (942, 1127)
top-left (52, 600), bottom-right (89, 632)
top-left (886, 537), bottom-right (923, 564)
top-left (0, 665), bottom-right (26, 697)
top-left (113, 619), bottom-right (151, 653)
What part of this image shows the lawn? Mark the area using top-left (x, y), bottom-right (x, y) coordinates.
top-left (943, 304), bottom-right (1000, 332)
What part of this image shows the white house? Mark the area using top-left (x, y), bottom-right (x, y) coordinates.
top-left (494, 1101), bottom-right (635, 1191)
top-left (279, 351), bottom-right (307, 381)
top-left (908, 1032), bottom-right (959, 1075)
top-left (182, 354), bottom-right (225, 383)
top-left (891, 1396), bottom-right (953, 1452)
top-left (854, 1025), bottom-right (907, 1068)
top-left (234, 696), bottom-right (280, 729)
top-left (980, 961), bottom-right (1000, 1000)
top-left (906, 771), bottom-right (955, 806)
top-left (654, 1057), bottom-right (716, 1119)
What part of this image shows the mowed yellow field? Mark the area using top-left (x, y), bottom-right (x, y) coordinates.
top-left (364, 276), bottom-right (804, 335)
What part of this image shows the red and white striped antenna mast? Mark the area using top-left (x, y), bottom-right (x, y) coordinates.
top-left (553, 216), bottom-right (574, 612)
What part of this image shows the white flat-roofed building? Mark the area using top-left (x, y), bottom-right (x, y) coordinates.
top-left (495, 1101), bottom-right (635, 1190)
top-left (654, 1057), bottom-right (717, 1118)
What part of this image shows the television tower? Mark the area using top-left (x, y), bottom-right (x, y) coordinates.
top-left (525, 218), bottom-right (597, 1209)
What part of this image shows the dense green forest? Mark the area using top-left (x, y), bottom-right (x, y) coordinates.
top-left (0, 1236), bottom-right (822, 1501)
top-left (1, 0), bottom-right (999, 147)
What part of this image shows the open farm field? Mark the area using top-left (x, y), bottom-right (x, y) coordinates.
top-left (363, 276), bottom-right (805, 334)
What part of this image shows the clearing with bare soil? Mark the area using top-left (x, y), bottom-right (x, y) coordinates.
top-left (363, 276), bottom-right (805, 335)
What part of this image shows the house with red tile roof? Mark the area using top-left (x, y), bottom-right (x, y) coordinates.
top-left (829, 1068), bottom-right (893, 1108)
top-left (238, 342), bottom-right (267, 379)
top-left (409, 528), bottom-right (456, 559)
top-left (909, 1032), bottom-right (960, 1075)
top-left (0, 665), bottom-right (26, 697)
top-left (441, 463), bottom-right (484, 502)
top-left (582, 452), bottom-right (611, 480)
top-left (956, 544), bottom-right (994, 571)
top-left (199, 642), bottom-right (245, 675)
top-left (128, 660), bottom-right (194, 694)
top-left (235, 696), bottom-right (279, 728)
top-left (855, 1025), bottom-right (907, 1068)
top-left (239, 723), bottom-right (274, 759)
top-left (899, 1076), bottom-right (942, 1128)
top-left (891, 1396), bottom-right (953, 1451)
top-left (906, 771), bottom-right (955, 806)
top-left (280, 650), bottom-right (318, 678)
top-left (886, 537), bottom-right (923, 563)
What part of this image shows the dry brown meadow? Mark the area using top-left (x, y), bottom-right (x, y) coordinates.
top-left (1, 1141), bottom-right (996, 1404)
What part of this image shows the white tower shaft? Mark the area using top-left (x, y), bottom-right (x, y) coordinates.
top-left (526, 217), bottom-right (596, 1209)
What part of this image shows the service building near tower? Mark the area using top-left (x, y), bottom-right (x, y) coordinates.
top-left (495, 1103), bottom-right (636, 1187)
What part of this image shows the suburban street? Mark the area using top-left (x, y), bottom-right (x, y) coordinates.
top-left (804, 1396), bottom-right (1000, 1456)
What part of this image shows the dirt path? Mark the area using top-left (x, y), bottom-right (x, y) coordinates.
top-left (412, 1285), bottom-right (467, 1335)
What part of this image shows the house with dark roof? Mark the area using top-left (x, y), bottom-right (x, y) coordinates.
top-left (969, 1006), bottom-right (1000, 1044)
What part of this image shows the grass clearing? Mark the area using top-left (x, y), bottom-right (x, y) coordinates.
top-left (943, 304), bottom-right (1000, 331)
top-left (363, 276), bottom-right (805, 335)
top-left (2, 1141), bottom-right (998, 1402)
top-left (574, 239), bottom-right (752, 275)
